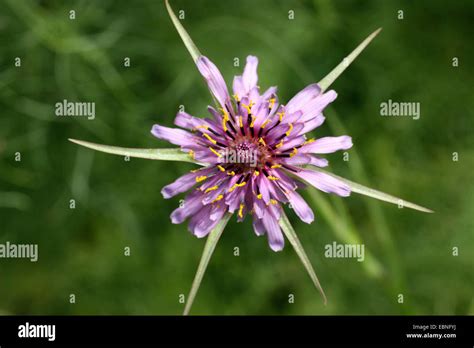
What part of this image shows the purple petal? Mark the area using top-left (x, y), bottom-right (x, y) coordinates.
top-left (308, 156), bottom-right (329, 167)
top-left (298, 114), bottom-right (326, 134)
top-left (170, 191), bottom-right (205, 224)
top-left (300, 90), bottom-right (337, 121)
top-left (285, 83), bottom-right (321, 115)
top-left (293, 169), bottom-right (351, 197)
top-left (260, 86), bottom-right (277, 101)
top-left (232, 76), bottom-right (245, 99)
top-left (286, 190), bottom-right (314, 224)
top-left (196, 56), bottom-right (231, 109)
top-left (282, 154), bottom-right (329, 168)
top-left (301, 136), bottom-right (353, 154)
top-left (151, 124), bottom-right (199, 148)
top-left (242, 55), bottom-right (258, 93)
top-left (262, 209), bottom-right (284, 251)
top-left (188, 204), bottom-right (225, 238)
top-left (252, 217), bottom-right (266, 236)
top-left (161, 167), bottom-right (214, 199)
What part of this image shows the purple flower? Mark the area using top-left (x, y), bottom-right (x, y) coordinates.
top-left (151, 55), bottom-right (353, 251)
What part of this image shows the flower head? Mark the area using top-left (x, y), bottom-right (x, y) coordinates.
top-left (151, 55), bottom-right (353, 251)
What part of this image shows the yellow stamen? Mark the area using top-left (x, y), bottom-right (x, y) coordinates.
top-left (257, 193), bottom-right (262, 199)
top-left (196, 125), bottom-right (209, 130)
top-left (188, 150), bottom-right (195, 159)
top-left (229, 182), bottom-right (246, 192)
top-left (211, 194), bottom-right (224, 203)
top-left (258, 137), bottom-right (266, 146)
top-left (233, 94), bottom-right (240, 102)
top-left (271, 164), bottom-right (282, 169)
top-left (303, 138), bottom-right (315, 145)
top-left (196, 175), bottom-right (207, 183)
top-left (254, 170), bottom-right (260, 176)
top-left (250, 116), bottom-right (256, 128)
top-left (219, 107), bottom-right (229, 117)
top-left (285, 123), bottom-right (294, 136)
top-left (238, 203), bottom-right (244, 218)
top-left (238, 116), bottom-right (243, 128)
top-left (278, 112), bottom-right (284, 122)
top-left (205, 186), bottom-right (218, 193)
top-left (289, 147), bottom-right (298, 158)
top-left (217, 165), bottom-right (226, 172)
top-left (269, 98), bottom-right (276, 109)
top-left (203, 133), bottom-right (217, 144)
top-left (275, 140), bottom-right (284, 148)
top-left (242, 103), bottom-right (251, 114)
top-left (222, 117), bottom-right (228, 132)
top-left (268, 176), bottom-right (279, 181)
top-left (209, 147), bottom-right (222, 157)
top-left (270, 199), bottom-right (278, 205)
top-left (260, 119), bottom-right (271, 128)
top-left (227, 171), bottom-right (235, 176)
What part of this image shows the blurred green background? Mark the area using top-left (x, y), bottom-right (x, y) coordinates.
top-left (0, 0), bottom-right (473, 315)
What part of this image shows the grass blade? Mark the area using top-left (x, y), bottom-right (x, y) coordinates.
top-left (184, 213), bottom-right (232, 315)
top-left (165, 0), bottom-right (202, 63)
top-left (306, 166), bottom-right (434, 213)
top-left (279, 211), bottom-right (327, 305)
top-left (68, 138), bottom-right (200, 164)
top-left (318, 28), bottom-right (382, 92)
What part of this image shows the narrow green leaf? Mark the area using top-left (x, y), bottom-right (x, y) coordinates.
top-left (279, 211), bottom-right (327, 305)
top-left (184, 213), bottom-right (232, 315)
top-left (318, 28), bottom-right (382, 92)
top-left (68, 138), bottom-right (201, 164)
top-left (165, 0), bottom-right (202, 63)
top-left (306, 166), bottom-right (434, 213)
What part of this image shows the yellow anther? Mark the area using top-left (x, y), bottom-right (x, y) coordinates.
top-left (227, 171), bottom-right (236, 176)
top-left (238, 116), bottom-right (243, 128)
top-left (205, 186), bottom-right (219, 193)
top-left (221, 110), bottom-right (230, 132)
top-left (196, 125), bottom-right (209, 130)
top-left (285, 123), bottom-right (294, 136)
top-left (238, 203), bottom-right (245, 218)
top-left (270, 199), bottom-right (278, 205)
top-left (217, 165), bottom-right (226, 172)
top-left (242, 103), bottom-right (251, 114)
top-left (203, 133), bottom-right (217, 144)
top-left (188, 150), bottom-right (195, 159)
top-left (260, 119), bottom-right (271, 128)
top-left (303, 138), bottom-right (315, 145)
top-left (254, 170), bottom-right (260, 176)
top-left (196, 175), bottom-right (207, 183)
top-left (271, 164), bottom-right (282, 169)
top-left (278, 112), bottom-right (284, 122)
top-left (233, 94), bottom-right (240, 102)
top-left (289, 147), bottom-right (298, 158)
top-left (257, 193), bottom-right (262, 199)
top-left (268, 176), bottom-right (280, 181)
top-left (209, 147), bottom-right (222, 157)
top-left (269, 98), bottom-right (276, 109)
top-left (258, 137), bottom-right (266, 146)
top-left (275, 140), bottom-right (284, 148)
top-left (219, 107), bottom-right (229, 118)
top-left (250, 116), bottom-right (256, 128)
top-left (229, 182), bottom-right (247, 192)
top-left (211, 194), bottom-right (224, 203)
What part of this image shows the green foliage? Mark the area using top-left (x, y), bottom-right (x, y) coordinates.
top-left (0, 0), bottom-right (472, 315)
